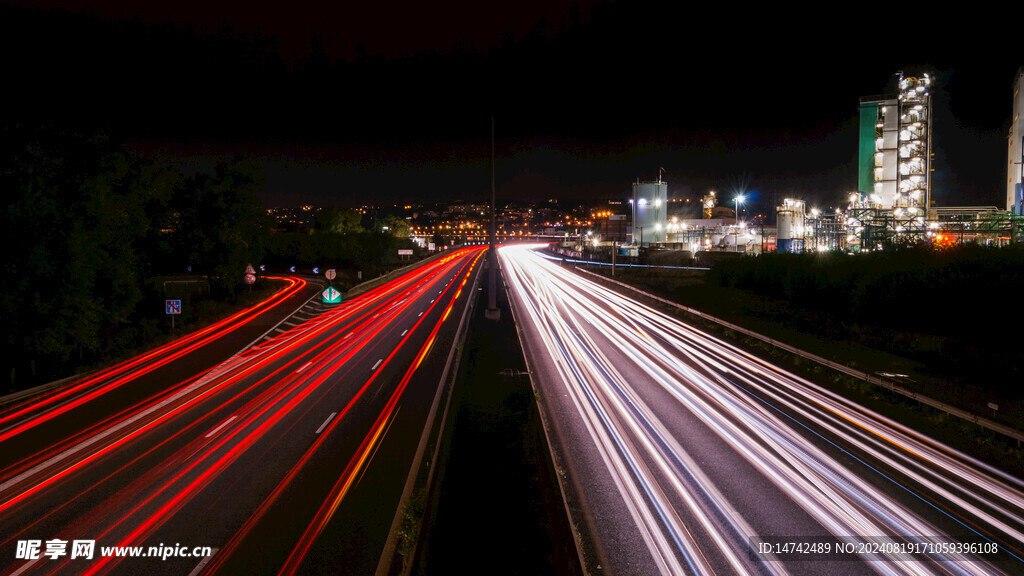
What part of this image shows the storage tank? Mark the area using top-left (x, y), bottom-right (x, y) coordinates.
top-left (632, 179), bottom-right (668, 245)
top-left (776, 198), bottom-right (806, 253)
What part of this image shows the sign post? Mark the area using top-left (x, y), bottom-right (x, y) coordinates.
top-left (165, 299), bottom-right (182, 330)
top-left (244, 264), bottom-right (256, 294)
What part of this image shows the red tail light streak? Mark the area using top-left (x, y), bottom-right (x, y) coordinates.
top-left (1, 247), bottom-right (485, 576)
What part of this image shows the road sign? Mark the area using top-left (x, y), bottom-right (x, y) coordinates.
top-left (245, 263), bottom-right (256, 274)
top-left (165, 300), bottom-right (182, 315)
top-left (289, 266), bottom-right (296, 273)
top-left (322, 286), bottom-right (342, 304)
top-left (325, 268), bottom-right (336, 280)
top-left (259, 264), bottom-right (266, 272)
top-left (398, 249), bottom-right (413, 256)
top-left (244, 273), bottom-right (256, 285)
top-left (312, 267), bottom-right (319, 274)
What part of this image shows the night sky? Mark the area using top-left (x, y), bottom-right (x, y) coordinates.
top-left (4, 1), bottom-right (1020, 214)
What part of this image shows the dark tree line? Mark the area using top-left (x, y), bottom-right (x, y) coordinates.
top-left (2, 124), bottom-right (271, 388)
top-left (709, 245), bottom-right (1024, 395)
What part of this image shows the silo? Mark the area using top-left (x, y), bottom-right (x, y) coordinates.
top-left (776, 198), bottom-right (805, 253)
top-left (632, 179), bottom-right (668, 245)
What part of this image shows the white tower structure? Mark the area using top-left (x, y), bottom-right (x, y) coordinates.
top-left (776, 198), bottom-right (806, 253)
top-left (1008, 67), bottom-right (1024, 215)
top-left (858, 71), bottom-right (933, 229)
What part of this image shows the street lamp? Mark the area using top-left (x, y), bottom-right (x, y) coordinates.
top-left (629, 198), bottom-right (635, 246)
top-left (734, 194), bottom-right (745, 224)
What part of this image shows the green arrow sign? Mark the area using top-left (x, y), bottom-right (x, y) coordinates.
top-left (322, 286), bottom-right (342, 304)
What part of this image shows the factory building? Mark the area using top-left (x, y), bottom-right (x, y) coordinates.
top-left (857, 72), bottom-right (933, 230)
top-left (631, 178), bottom-right (667, 245)
top-left (584, 68), bottom-right (1024, 261)
top-left (1008, 67), bottom-right (1024, 215)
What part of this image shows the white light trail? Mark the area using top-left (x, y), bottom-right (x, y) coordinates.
top-left (501, 244), bottom-right (1023, 576)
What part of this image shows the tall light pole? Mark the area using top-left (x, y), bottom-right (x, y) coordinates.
top-left (734, 194), bottom-right (745, 224)
top-left (487, 116), bottom-right (500, 320)
top-left (629, 198), bottom-right (635, 246)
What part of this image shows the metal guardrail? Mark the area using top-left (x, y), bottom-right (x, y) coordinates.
top-left (345, 248), bottom-right (456, 299)
top-left (574, 266), bottom-right (1024, 446)
top-left (376, 248), bottom-right (486, 576)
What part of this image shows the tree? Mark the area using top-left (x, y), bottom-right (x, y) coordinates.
top-left (170, 157), bottom-right (272, 297)
top-left (381, 214), bottom-right (411, 237)
top-left (316, 206), bottom-right (365, 235)
top-left (1, 124), bottom-right (164, 384)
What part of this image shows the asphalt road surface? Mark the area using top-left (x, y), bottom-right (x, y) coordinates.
top-left (500, 244), bottom-right (1024, 576)
top-left (1, 247), bottom-right (485, 576)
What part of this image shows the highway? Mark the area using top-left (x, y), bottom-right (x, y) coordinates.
top-left (0, 275), bottom-right (314, 471)
top-left (500, 244), bottom-right (1024, 576)
top-left (0, 246), bottom-right (484, 576)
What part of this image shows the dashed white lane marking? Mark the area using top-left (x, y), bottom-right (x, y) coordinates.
top-left (187, 548), bottom-right (219, 576)
top-left (295, 361), bottom-right (312, 374)
top-left (316, 412), bottom-right (338, 434)
top-left (401, 330), bottom-right (408, 336)
top-left (205, 416), bottom-right (237, 439)
top-left (372, 359), bottom-right (383, 371)
top-left (8, 558), bottom-right (38, 576)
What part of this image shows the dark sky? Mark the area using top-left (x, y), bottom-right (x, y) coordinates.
top-left (4, 1), bottom-right (1020, 213)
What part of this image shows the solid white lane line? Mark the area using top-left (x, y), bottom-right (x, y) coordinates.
top-left (316, 412), bottom-right (338, 434)
top-left (205, 416), bottom-right (237, 439)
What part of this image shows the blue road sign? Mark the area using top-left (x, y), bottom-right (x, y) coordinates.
top-left (290, 266), bottom-right (296, 273)
top-left (312, 267), bottom-right (319, 274)
top-left (165, 300), bottom-right (182, 315)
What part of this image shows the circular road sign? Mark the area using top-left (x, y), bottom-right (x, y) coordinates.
top-left (325, 268), bottom-right (336, 280)
top-left (244, 273), bottom-right (256, 285)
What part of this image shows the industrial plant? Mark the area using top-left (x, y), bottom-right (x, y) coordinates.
top-left (601, 68), bottom-right (1024, 257)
